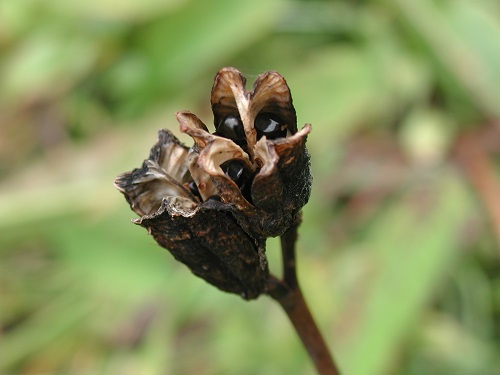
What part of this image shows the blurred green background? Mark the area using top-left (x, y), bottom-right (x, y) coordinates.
top-left (1, 0), bottom-right (500, 374)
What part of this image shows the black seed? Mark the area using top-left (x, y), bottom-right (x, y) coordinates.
top-left (221, 160), bottom-right (247, 187)
top-left (240, 179), bottom-right (254, 205)
top-left (220, 160), bottom-right (254, 203)
top-left (254, 113), bottom-right (287, 140)
top-left (206, 195), bottom-right (222, 202)
top-left (188, 180), bottom-right (201, 200)
top-left (216, 115), bottom-right (247, 147)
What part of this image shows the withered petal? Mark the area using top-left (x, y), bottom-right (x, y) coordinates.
top-left (176, 111), bottom-right (209, 148)
top-left (273, 124), bottom-right (311, 168)
top-left (251, 71), bottom-right (297, 134)
top-left (211, 67), bottom-right (247, 126)
top-left (114, 130), bottom-right (194, 217)
top-left (211, 67), bottom-right (257, 155)
top-left (250, 124), bottom-right (311, 215)
top-left (273, 124), bottom-right (312, 216)
top-left (179, 110), bottom-right (254, 203)
top-left (240, 124), bottom-right (312, 237)
top-left (148, 129), bottom-right (191, 182)
top-left (251, 137), bottom-right (283, 212)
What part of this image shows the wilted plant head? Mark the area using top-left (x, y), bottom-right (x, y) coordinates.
top-left (115, 67), bottom-right (312, 299)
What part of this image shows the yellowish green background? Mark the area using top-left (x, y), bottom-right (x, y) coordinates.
top-left (1, 0), bottom-right (500, 374)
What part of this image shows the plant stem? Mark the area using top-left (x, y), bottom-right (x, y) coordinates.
top-left (267, 216), bottom-right (341, 375)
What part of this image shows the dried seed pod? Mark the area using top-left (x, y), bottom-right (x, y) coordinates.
top-left (115, 67), bottom-right (311, 299)
top-left (208, 67), bottom-right (311, 237)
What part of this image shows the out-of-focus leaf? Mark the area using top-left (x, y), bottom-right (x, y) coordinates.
top-left (1, 290), bottom-right (94, 369)
top-left (104, 0), bottom-right (285, 116)
top-left (291, 47), bottom-right (382, 142)
top-left (338, 169), bottom-right (473, 375)
top-left (290, 42), bottom-right (429, 176)
top-left (1, 31), bottom-right (98, 103)
top-left (391, 0), bottom-right (500, 118)
top-left (406, 313), bottom-right (500, 375)
top-left (47, 0), bottom-right (187, 22)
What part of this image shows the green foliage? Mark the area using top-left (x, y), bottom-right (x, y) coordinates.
top-left (1, 0), bottom-right (499, 374)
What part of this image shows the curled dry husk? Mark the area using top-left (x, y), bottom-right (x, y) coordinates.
top-left (115, 67), bottom-right (311, 299)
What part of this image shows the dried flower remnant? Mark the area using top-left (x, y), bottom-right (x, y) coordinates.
top-left (114, 67), bottom-right (312, 299)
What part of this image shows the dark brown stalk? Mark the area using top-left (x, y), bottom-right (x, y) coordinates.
top-left (267, 217), bottom-right (341, 375)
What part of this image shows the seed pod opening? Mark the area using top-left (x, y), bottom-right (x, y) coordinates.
top-left (115, 67), bottom-right (312, 299)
